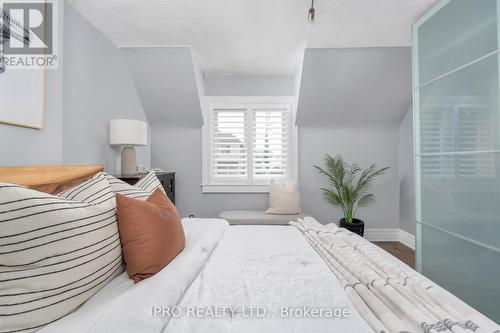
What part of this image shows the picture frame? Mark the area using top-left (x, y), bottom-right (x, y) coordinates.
top-left (0, 0), bottom-right (47, 130)
top-left (0, 68), bottom-right (45, 129)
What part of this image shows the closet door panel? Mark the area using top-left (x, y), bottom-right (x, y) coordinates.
top-left (414, 0), bottom-right (500, 323)
top-left (420, 153), bottom-right (500, 249)
top-left (417, 0), bottom-right (498, 84)
top-left (420, 223), bottom-right (500, 322)
top-left (419, 55), bottom-right (500, 153)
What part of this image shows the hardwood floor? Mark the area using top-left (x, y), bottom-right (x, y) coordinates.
top-left (373, 242), bottom-right (415, 268)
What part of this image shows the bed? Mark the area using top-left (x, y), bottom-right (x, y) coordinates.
top-left (39, 219), bottom-right (373, 333)
top-left (0, 166), bottom-right (498, 333)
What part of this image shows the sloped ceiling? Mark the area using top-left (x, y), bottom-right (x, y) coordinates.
top-left (296, 47), bottom-right (412, 127)
top-left (69, 0), bottom-right (436, 75)
top-left (121, 47), bottom-right (203, 126)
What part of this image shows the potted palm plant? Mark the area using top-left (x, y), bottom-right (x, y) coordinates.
top-left (314, 154), bottom-right (389, 237)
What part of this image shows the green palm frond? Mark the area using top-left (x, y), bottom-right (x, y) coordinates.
top-left (358, 193), bottom-right (375, 206)
top-left (314, 154), bottom-right (388, 224)
top-left (320, 188), bottom-right (342, 205)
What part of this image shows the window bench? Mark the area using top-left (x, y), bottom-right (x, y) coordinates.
top-left (219, 210), bottom-right (303, 225)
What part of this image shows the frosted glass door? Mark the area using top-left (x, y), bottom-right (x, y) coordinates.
top-left (413, 0), bottom-right (500, 322)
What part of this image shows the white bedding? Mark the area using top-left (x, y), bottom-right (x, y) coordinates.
top-left (292, 217), bottom-right (500, 333)
top-left (41, 219), bottom-right (228, 333)
top-left (165, 225), bottom-right (373, 333)
top-left (42, 219), bottom-right (373, 333)
top-left (36, 216), bottom-right (499, 333)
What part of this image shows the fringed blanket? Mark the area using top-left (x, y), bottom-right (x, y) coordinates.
top-left (290, 217), bottom-right (500, 333)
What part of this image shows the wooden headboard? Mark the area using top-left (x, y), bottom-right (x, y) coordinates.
top-left (0, 165), bottom-right (104, 194)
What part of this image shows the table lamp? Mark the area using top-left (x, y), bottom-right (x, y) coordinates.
top-left (110, 119), bottom-right (147, 175)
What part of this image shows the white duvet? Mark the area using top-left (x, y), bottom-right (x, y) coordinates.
top-left (42, 219), bottom-right (372, 333)
top-left (41, 219), bottom-right (229, 333)
top-left (165, 225), bottom-right (372, 333)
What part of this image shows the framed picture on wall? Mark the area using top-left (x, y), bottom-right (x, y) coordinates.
top-left (0, 69), bottom-right (45, 129)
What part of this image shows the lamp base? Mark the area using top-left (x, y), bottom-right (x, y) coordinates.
top-left (121, 146), bottom-right (137, 175)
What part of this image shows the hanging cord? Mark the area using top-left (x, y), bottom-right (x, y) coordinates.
top-left (308, 0), bottom-right (316, 22)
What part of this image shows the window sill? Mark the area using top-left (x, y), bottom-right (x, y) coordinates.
top-left (201, 184), bottom-right (271, 193)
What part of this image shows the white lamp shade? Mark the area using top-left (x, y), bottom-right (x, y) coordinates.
top-left (109, 119), bottom-right (148, 146)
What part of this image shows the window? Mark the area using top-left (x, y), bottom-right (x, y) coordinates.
top-left (420, 96), bottom-right (495, 179)
top-left (202, 97), bottom-right (296, 193)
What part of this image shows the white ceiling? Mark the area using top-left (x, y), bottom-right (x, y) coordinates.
top-left (69, 0), bottom-right (436, 75)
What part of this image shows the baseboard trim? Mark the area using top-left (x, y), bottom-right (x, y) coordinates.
top-left (364, 228), bottom-right (415, 250)
top-left (399, 229), bottom-right (416, 250)
top-left (364, 228), bottom-right (399, 242)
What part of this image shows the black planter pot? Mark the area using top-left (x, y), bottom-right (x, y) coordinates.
top-left (339, 218), bottom-right (365, 237)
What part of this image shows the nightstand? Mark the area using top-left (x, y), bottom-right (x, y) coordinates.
top-left (114, 172), bottom-right (175, 204)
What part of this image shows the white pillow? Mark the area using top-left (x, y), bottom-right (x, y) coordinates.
top-left (0, 173), bottom-right (123, 332)
top-left (104, 171), bottom-right (165, 200)
top-left (265, 180), bottom-right (301, 215)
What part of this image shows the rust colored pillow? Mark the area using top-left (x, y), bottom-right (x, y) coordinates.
top-left (116, 188), bottom-right (185, 283)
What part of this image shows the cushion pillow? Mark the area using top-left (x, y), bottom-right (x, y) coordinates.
top-left (134, 171), bottom-right (166, 195)
top-left (0, 172), bottom-right (123, 332)
top-left (265, 180), bottom-right (302, 215)
top-left (104, 171), bottom-right (165, 201)
top-left (115, 189), bottom-right (184, 283)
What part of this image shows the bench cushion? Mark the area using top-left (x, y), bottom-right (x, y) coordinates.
top-left (219, 210), bottom-right (302, 225)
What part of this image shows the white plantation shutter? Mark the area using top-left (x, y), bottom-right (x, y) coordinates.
top-left (420, 101), bottom-right (495, 179)
top-left (209, 101), bottom-right (292, 185)
top-left (420, 107), bottom-right (455, 178)
top-left (420, 107), bottom-right (454, 155)
top-left (252, 106), bottom-right (290, 179)
top-left (455, 105), bottom-right (495, 178)
top-left (211, 109), bottom-right (248, 180)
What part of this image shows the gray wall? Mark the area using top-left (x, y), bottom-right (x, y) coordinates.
top-left (121, 47), bottom-right (203, 127)
top-left (0, 1), bottom-right (150, 172)
top-left (297, 47), bottom-right (412, 127)
top-left (0, 3), bottom-right (64, 166)
top-left (62, 2), bottom-right (150, 173)
top-left (150, 125), bottom-right (267, 217)
top-left (152, 123), bottom-right (400, 227)
top-left (299, 126), bottom-right (400, 228)
top-left (132, 62), bottom-right (297, 216)
top-left (293, 47), bottom-right (409, 228)
top-left (204, 75), bottom-right (295, 96)
top-left (1, 16), bottom-right (410, 233)
top-left (398, 108), bottom-right (415, 235)
top-left (147, 48), bottom-right (409, 230)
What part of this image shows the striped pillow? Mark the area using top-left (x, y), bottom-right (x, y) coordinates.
top-left (0, 173), bottom-right (123, 332)
top-left (105, 171), bottom-right (165, 200)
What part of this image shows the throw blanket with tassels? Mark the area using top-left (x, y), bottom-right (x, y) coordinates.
top-left (290, 217), bottom-right (500, 333)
